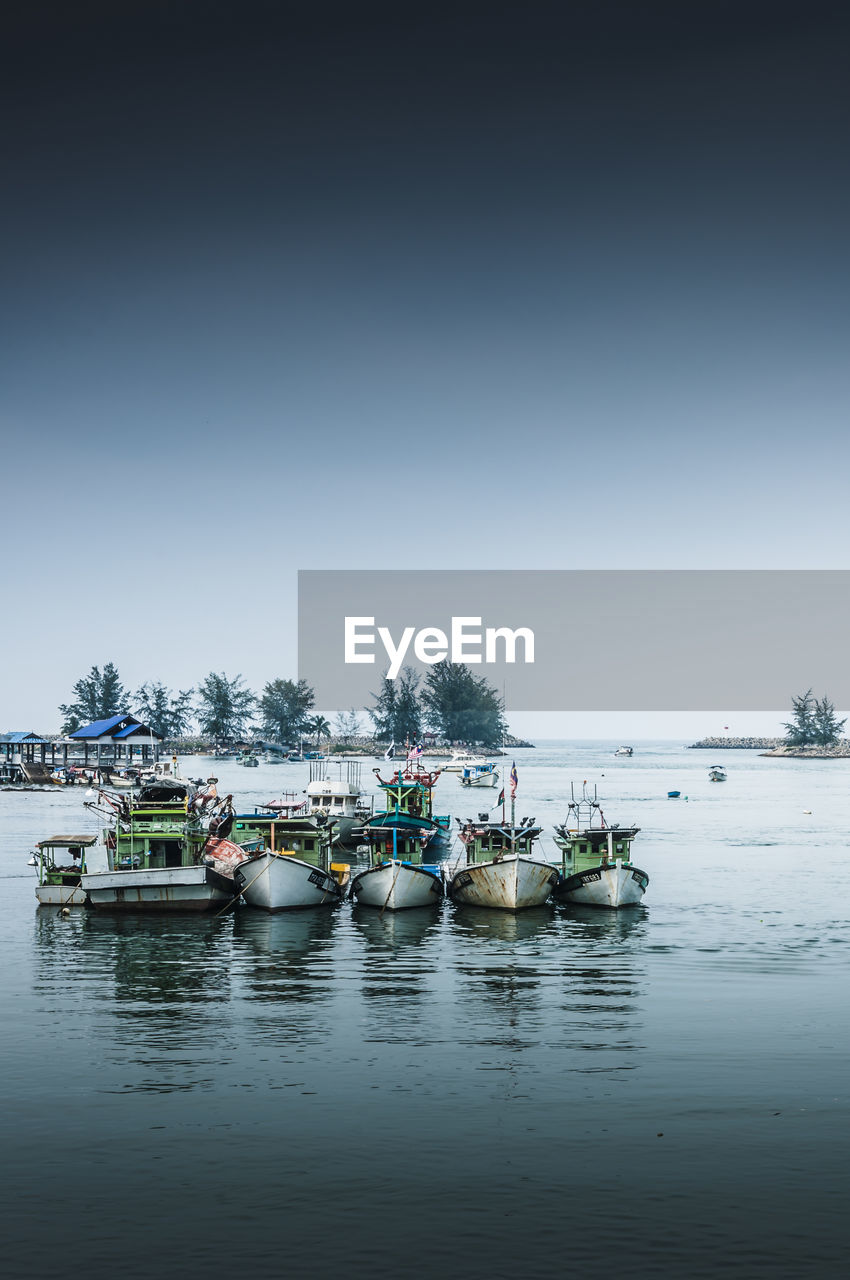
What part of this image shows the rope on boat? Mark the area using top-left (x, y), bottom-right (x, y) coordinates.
top-left (379, 859), bottom-right (404, 918)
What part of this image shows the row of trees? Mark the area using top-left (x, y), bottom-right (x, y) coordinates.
top-left (783, 690), bottom-right (846, 746)
top-left (58, 660), bottom-right (508, 745)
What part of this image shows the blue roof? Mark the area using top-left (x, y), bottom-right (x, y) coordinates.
top-left (113, 722), bottom-right (160, 739)
top-left (1, 731), bottom-right (49, 743)
top-left (69, 715), bottom-right (133, 739)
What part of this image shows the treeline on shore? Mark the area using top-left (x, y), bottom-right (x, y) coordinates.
top-left (692, 690), bottom-right (847, 753)
top-left (54, 660), bottom-right (514, 749)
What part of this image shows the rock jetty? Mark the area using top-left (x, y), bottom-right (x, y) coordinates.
top-left (760, 742), bottom-right (850, 759)
top-left (689, 735), bottom-right (850, 758)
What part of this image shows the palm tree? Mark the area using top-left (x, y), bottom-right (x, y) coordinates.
top-left (310, 716), bottom-right (331, 748)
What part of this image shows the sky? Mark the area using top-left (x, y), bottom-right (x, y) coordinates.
top-left (2, 1), bottom-right (848, 735)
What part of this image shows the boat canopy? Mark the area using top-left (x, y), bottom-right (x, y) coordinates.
top-left (36, 835), bottom-right (98, 848)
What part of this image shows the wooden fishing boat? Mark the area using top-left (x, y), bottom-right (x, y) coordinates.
top-left (32, 834), bottom-right (98, 906)
top-left (349, 817), bottom-right (444, 910)
top-left (349, 763), bottom-right (448, 909)
top-left (230, 803), bottom-right (349, 910)
top-left (552, 783), bottom-right (648, 908)
top-left (304, 760), bottom-right (372, 844)
top-left (448, 817), bottom-right (554, 910)
top-left (81, 782), bottom-right (242, 911)
top-left (369, 762), bottom-right (451, 845)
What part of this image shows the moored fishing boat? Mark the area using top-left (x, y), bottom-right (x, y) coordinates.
top-left (304, 760), bottom-right (372, 844)
top-left (448, 816), bottom-right (554, 910)
top-left (349, 818), bottom-right (444, 910)
top-left (233, 822), bottom-right (348, 911)
top-left (229, 801), bottom-right (350, 909)
top-left (349, 760), bottom-right (448, 909)
top-left (552, 782), bottom-right (648, 908)
top-left (32, 835), bottom-right (98, 906)
top-left (81, 781), bottom-right (242, 911)
top-left (369, 759), bottom-right (451, 846)
top-left (708, 765), bottom-right (727, 782)
top-left (448, 763), bottom-right (555, 910)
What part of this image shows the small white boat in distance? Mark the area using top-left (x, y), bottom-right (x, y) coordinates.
top-left (708, 765), bottom-right (727, 782)
top-left (439, 750), bottom-right (489, 773)
top-left (459, 763), bottom-right (499, 788)
top-left (614, 746), bottom-right (634, 757)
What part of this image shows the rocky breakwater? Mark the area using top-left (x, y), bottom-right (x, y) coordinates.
top-left (689, 736), bottom-right (783, 749)
top-left (760, 741), bottom-right (850, 759)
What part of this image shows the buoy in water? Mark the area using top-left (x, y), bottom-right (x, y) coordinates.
top-left (59, 907), bottom-right (71, 918)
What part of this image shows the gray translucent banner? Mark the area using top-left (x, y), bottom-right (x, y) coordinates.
top-left (297, 570), bottom-right (850, 710)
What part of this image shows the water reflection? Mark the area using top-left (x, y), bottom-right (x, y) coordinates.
top-left (232, 906), bottom-right (337, 1003)
top-left (351, 904), bottom-right (441, 952)
top-left (450, 905), bottom-right (557, 945)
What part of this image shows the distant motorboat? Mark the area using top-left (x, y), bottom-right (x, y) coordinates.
top-left (614, 746), bottom-right (634, 757)
top-left (459, 763), bottom-right (499, 788)
top-left (439, 750), bottom-right (488, 773)
top-left (708, 766), bottom-right (727, 782)
top-left (667, 790), bottom-right (681, 798)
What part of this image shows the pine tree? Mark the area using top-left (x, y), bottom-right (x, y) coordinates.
top-left (421, 661), bottom-right (506, 745)
top-left (812, 696), bottom-right (846, 746)
top-left (783, 690), bottom-right (816, 746)
top-left (134, 682), bottom-right (195, 738)
top-left (59, 663), bottom-right (128, 733)
top-left (196, 672), bottom-right (256, 741)
top-left (368, 667), bottom-right (422, 742)
top-left (258, 678), bottom-right (315, 745)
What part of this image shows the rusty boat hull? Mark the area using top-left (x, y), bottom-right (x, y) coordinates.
top-left (449, 855), bottom-right (558, 911)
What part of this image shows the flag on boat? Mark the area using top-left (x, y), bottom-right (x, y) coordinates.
top-left (384, 741), bottom-right (395, 760)
top-left (510, 761), bottom-right (518, 799)
top-left (496, 787), bottom-right (505, 807)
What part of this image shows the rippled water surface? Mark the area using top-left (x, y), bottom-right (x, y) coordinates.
top-left (2, 742), bottom-right (849, 1278)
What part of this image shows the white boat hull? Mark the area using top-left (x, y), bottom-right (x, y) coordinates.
top-left (449, 856), bottom-right (557, 911)
top-left (82, 864), bottom-right (232, 911)
top-left (459, 773), bottom-right (499, 788)
top-left (36, 884), bottom-right (87, 906)
top-left (351, 861), bottom-right (443, 910)
top-left (234, 851), bottom-right (343, 911)
top-left (556, 861), bottom-right (649, 908)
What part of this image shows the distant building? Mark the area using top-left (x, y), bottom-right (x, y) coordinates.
top-left (61, 714), bottom-right (163, 766)
top-left (0, 731), bottom-right (52, 775)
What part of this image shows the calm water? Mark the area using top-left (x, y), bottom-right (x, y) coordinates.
top-left (2, 742), bottom-right (849, 1278)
